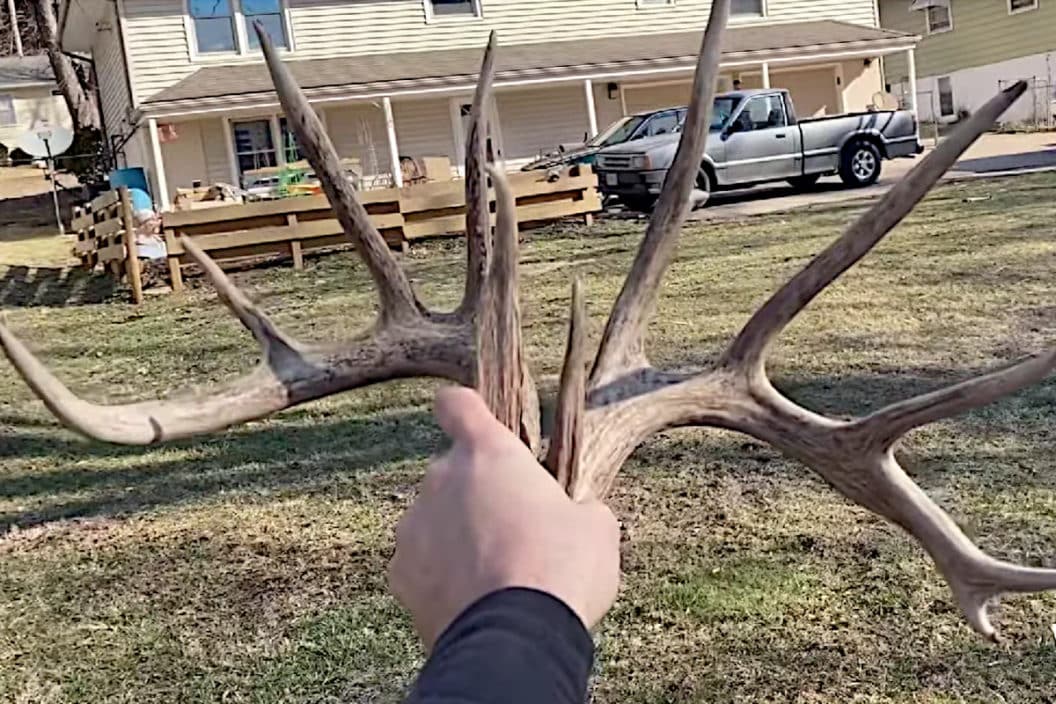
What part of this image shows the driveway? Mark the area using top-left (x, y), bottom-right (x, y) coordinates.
top-left (683, 132), bottom-right (1056, 221)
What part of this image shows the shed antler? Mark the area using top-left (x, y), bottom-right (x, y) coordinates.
top-left (3, 3), bottom-right (1054, 641)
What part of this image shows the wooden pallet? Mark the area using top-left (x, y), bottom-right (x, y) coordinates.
top-left (72, 188), bottom-right (144, 304)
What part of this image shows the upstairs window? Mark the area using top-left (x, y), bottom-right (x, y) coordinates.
top-left (925, 3), bottom-right (953, 33)
top-left (731, 0), bottom-right (765, 17)
top-left (190, 0), bottom-right (237, 53)
top-left (188, 0), bottom-right (291, 57)
top-left (244, 0), bottom-right (288, 49)
top-left (1008, 0), bottom-right (1038, 13)
top-left (425, 0), bottom-right (482, 20)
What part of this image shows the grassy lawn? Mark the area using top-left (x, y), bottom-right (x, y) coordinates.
top-left (2, 173), bottom-right (1056, 702)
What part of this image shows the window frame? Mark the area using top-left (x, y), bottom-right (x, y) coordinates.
top-left (1007, 0), bottom-right (1039, 14)
top-left (937, 76), bottom-right (955, 117)
top-left (925, 3), bottom-right (953, 34)
top-left (729, 0), bottom-right (767, 21)
top-left (184, 0), bottom-right (295, 62)
top-left (0, 94), bottom-right (16, 127)
top-left (423, 0), bottom-right (484, 23)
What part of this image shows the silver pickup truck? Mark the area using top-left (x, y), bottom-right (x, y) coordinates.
top-left (596, 88), bottom-right (922, 211)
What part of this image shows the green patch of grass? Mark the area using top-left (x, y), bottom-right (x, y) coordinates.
top-left (660, 558), bottom-right (822, 622)
top-left (2, 173), bottom-right (1056, 702)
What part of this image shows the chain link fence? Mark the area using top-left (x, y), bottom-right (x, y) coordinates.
top-left (997, 77), bottom-right (1055, 130)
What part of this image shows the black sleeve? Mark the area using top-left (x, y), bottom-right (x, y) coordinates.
top-left (404, 588), bottom-right (595, 704)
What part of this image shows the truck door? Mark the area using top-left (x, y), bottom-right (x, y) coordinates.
top-left (722, 94), bottom-right (800, 183)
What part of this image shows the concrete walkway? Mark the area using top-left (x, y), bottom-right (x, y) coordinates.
top-left (683, 132), bottom-right (1056, 222)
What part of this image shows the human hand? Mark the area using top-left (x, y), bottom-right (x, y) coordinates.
top-left (388, 387), bottom-right (621, 651)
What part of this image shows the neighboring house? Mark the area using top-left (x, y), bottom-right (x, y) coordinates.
top-left (0, 55), bottom-right (74, 158)
top-left (880, 0), bottom-right (1056, 123)
top-left (58, 0), bottom-right (920, 211)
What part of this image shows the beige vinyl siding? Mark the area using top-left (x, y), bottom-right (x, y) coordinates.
top-left (393, 98), bottom-right (458, 166)
top-left (622, 82), bottom-right (693, 113)
top-left (123, 0), bottom-right (196, 104)
top-left (121, 0), bottom-right (879, 103)
top-left (287, 0), bottom-right (878, 59)
top-left (881, 0), bottom-right (1056, 79)
top-left (93, 4), bottom-right (134, 140)
top-left (496, 86), bottom-right (591, 161)
top-left (841, 59), bottom-right (883, 112)
top-left (326, 103), bottom-right (392, 177)
top-left (593, 82), bottom-right (624, 133)
top-left (159, 120), bottom-right (209, 189)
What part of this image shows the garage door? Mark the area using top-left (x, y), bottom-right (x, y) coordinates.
top-left (623, 82), bottom-right (692, 114)
top-left (771, 67), bottom-right (839, 118)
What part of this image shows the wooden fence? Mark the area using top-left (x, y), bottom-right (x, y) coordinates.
top-left (162, 165), bottom-right (601, 292)
top-left (72, 187), bottom-right (144, 304)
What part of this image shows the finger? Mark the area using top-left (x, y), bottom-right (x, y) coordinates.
top-left (579, 498), bottom-right (621, 539)
top-left (434, 385), bottom-right (503, 447)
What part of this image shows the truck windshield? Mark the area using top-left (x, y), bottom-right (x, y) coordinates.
top-left (588, 116), bottom-right (646, 147)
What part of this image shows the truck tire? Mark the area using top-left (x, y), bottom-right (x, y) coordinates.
top-left (621, 195), bottom-right (657, 213)
top-left (839, 140), bottom-right (882, 187)
top-left (788, 174), bottom-right (821, 191)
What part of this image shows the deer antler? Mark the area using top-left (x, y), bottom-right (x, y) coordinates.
top-left (3, 2), bottom-right (1054, 642)
top-left (0, 26), bottom-right (529, 444)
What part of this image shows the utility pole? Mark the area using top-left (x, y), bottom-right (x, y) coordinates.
top-left (6, 0), bottom-right (24, 56)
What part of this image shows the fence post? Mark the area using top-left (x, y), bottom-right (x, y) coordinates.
top-left (119, 187), bottom-right (144, 305)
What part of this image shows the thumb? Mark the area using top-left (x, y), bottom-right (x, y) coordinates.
top-left (434, 386), bottom-right (502, 447)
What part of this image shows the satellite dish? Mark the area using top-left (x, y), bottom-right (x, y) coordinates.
top-left (17, 121), bottom-right (75, 158)
top-left (872, 91), bottom-right (900, 111)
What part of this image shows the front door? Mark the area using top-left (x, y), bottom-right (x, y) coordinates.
top-left (723, 94), bottom-right (799, 184)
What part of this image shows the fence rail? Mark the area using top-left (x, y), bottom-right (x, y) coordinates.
top-left (72, 187), bottom-right (144, 304)
top-left (162, 165), bottom-right (601, 292)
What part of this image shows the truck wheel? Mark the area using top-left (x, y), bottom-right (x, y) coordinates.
top-left (621, 195), bottom-right (657, 213)
top-left (788, 174), bottom-right (821, 191)
top-left (840, 140), bottom-right (882, 187)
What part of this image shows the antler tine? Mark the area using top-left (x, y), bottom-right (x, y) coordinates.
top-left (859, 348), bottom-right (1056, 448)
top-left (547, 278), bottom-right (588, 496)
top-left (254, 22), bottom-right (421, 324)
top-left (589, 0), bottom-right (731, 387)
top-left (459, 31), bottom-right (498, 318)
top-left (477, 164), bottom-right (530, 440)
top-left (181, 236), bottom-right (303, 366)
top-left (855, 452), bottom-right (1056, 642)
top-left (721, 81), bottom-right (1029, 377)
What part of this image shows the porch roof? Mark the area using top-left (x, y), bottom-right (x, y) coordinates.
top-left (143, 20), bottom-right (918, 118)
top-left (0, 55), bottom-right (56, 91)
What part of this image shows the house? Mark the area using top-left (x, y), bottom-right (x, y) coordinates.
top-left (0, 55), bottom-right (74, 159)
top-left (58, 0), bottom-right (920, 211)
top-left (880, 0), bottom-right (1056, 123)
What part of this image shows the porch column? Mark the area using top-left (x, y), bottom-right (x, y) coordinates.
top-left (905, 48), bottom-right (919, 115)
top-left (221, 116), bottom-right (239, 186)
top-left (584, 79), bottom-right (599, 137)
top-left (761, 62), bottom-right (771, 89)
top-left (383, 96), bottom-right (403, 188)
top-left (147, 118), bottom-right (170, 211)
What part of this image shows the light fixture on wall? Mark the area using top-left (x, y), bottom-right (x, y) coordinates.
top-left (607, 82), bottom-right (620, 100)
top-left (863, 58), bottom-right (873, 67)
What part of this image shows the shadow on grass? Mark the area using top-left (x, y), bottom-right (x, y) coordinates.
top-left (0, 265), bottom-right (120, 307)
top-left (0, 408), bottom-right (438, 531)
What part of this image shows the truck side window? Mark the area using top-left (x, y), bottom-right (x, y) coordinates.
top-left (643, 112), bottom-right (680, 136)
top-left (738, 95), bottom-right (788, 131)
